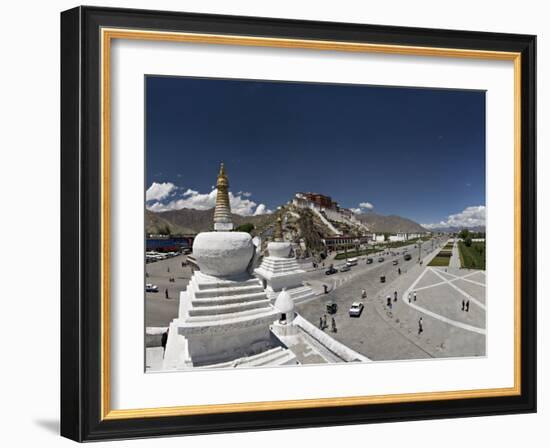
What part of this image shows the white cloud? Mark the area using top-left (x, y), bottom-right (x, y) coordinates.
top-left (359, 202), bottom-right (374, 210)
top-left (147, 186), bottom-right (271, 216)
top-left (422, 205), bottom-right (486, 229)
top-left (350, 207), bottom-right (362, 214)
top-left (253, 203), bottom-right (272, 215)
top-left (145, 182), bottom-right (176, 201)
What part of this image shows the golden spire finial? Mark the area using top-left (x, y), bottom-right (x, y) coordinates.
top-left (213, 162), bottom-right (233, 231)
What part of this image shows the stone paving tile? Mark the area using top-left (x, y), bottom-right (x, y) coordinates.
top-left (414, 269), bottom-right (444, 289)
top-left (451, 279), bottom-right (486, 305)
top-left (414, 284), bottom-right (486, 329)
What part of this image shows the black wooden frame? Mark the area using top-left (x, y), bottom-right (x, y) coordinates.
top-left (61, 6), bottom-right (536, 442)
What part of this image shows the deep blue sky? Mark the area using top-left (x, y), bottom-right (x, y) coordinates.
top-left (146, 76), bottom-right (485, 225)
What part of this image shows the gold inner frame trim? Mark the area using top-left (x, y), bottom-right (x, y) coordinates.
top-left (100, 27), bottom-right (522, 421)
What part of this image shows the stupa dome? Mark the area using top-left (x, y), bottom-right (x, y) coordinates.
top-left (267, 241), bottom-right (292, 258)
top-left (193, 231), bottom-right (254, 277)
top-left (274, 288), bottom-right (294, 314)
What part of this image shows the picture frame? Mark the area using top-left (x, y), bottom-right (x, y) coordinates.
top-left (60, 5), bottom-right (536, 442)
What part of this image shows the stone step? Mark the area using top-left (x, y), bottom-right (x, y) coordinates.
top-left (247, 347), bottom-right (297, 367)
top-left (185, 307), bottom-right (277, 325)
top-left (257, 266), bottom-right (302, 275)
top-left (201, 346), bottom-right (296, 369)
top-left (194, 276), bottom-right (261, 291)
top-left (188, 298), bottom-right (273, 317)
top-left (191, 291), bottom-right (268, 306)
top-left (193, 284), bottom-right (265, 299)
top-left (260, 259), bottom-right (301, 267)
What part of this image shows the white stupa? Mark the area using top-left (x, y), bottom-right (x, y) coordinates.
top-left (163, 164), bottom-right (294, 369)
top-left (254, 216), bottom-right (315, 304)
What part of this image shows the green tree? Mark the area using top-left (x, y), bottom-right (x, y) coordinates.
top-left (464, 236), bottom-right (473, 247)
top-left (458, 228), bottom-right (470, 240)
top-left (235, 223), bottom-right (255, 234)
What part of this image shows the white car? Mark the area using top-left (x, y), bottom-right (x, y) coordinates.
top-left (145, 283), bottom-right (159, 293)
top-left (349, 302), bottom-right (364, 317)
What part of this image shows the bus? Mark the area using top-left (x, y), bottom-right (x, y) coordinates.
top-left (346, 257), bottom-right (358, 267)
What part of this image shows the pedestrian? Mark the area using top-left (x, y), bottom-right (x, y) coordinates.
top-left (165, 288), bottom-right (169, 299)
top-left (413, 291), bottom-right (417, 302)
top-left (181, 261), bottom-right (184, 268)
top-left (418, 317), bottom-right (423, 335)
top-left (466, 300), bottom-right (470, 312)
top-left (167, 266), bottom-right (170, 273)
top-left (408, 292), bottom-right (411, 303)
top-left (161, 328), bottom-right (169, 357)
top-left (362, 289), bottom-right (367, 299)
top-left (319, 317), bottom-right (323, 329)
top-left (398, 268), bottom-right (401, 275)
top-left (331, 317), bottom-right (337, 333)
top-left (387, 296), bottom-right (392, 308)
top-left (394, 290), bottom-right (398, 302)
top-left (461, 299), bottom-right (465, 311)
top-left (323, 284), bottom-right (328, 294)
top-left (323, 314), bottom-right (327, 329)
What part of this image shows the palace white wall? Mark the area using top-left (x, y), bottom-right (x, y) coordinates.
top-left (0, 0), bottom-right (547, 447)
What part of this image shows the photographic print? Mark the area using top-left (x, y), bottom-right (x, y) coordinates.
top-left (144, 76), bottom-right (487, 372)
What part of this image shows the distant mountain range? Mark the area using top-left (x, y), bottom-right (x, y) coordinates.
top-left (356, 212), bottom-right (427, 234)
top-left (424, 225), bottom-right (486, 233)
top-left (146, 208), bottom-right (273, 235)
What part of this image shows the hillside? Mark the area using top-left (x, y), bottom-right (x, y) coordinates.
top-left (145, 210), bottom-right (195, 235)
top-left (356, 212), bottom-right (426, 233)
top-left (146, 208), bottom-right (273, 235)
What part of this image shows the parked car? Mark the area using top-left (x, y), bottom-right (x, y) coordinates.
top-left (340, 265), bottom-right (351, 272)
top-left (145, 283), bottom-right (159, 293)
top-left (393, 260), bottom-right (399, 265)
top-left (326, 302), bottom-right (338, 314)
top-left (325, 266), bottom-right (337, 275)
top-left (378, 257), bottom-right (385, 262)
top-left (349, 302), bottom-right (364, 317)
top-left (404, 254), bottom-right (412, 261)
top-left (366, 258), bottom-right (373, 264)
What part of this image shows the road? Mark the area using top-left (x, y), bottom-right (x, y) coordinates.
top-left (145, 254), bottom-right (192, 327)
top-left (296, 237), bottom-right (486, 360)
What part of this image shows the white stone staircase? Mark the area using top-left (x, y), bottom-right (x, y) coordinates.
top-left (180, 271), bottom-right (277, 328)
top-left (310, 206), bottom-right (342, 236)
top-left (200, 346), bottom-right (298, 369)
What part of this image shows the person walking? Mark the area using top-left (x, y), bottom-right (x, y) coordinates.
top-left (408, 292), bottom-right (411, 303)
top-left (161, 328), bottom-right (169, 357)
top-left (387, 296), bottom-right (392, 308)
top-left (413, 291), bottom-right (417, 302)
top-left (165, 288), bottom-right (169, 299)
top-left (418, 317), bottom-right (423, 335)
top-left (331, 317), bottom-right (337, 333)
top-left (398, 268), bottom-right (401, 275)
top-left (323, 314), bottom-right (327, 329)
top-left (461, 299), bottom-right (465, 311)
top-left (394, 290), bottom-right (398, 302)
top-left (319, 317), bottom-right (323, 329)
top-left (465, 300), bottom-right (470, 312)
